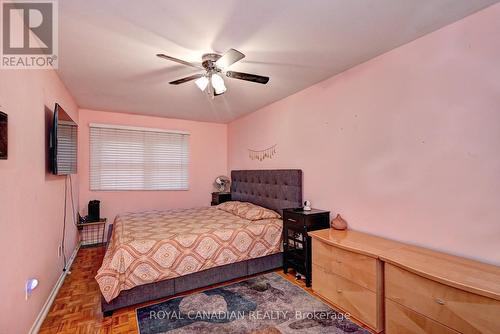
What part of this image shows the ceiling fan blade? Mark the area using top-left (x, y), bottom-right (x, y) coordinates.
top-left (169, 73), bottom-right (204, 85)
top-left (157, 54), bottom-right (202, 69)
top-left (226, 71), bottom-right (269, 84)
top-left (215, 49), bottom-right (245, 69)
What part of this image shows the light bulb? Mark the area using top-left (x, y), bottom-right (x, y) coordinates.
top-left (195, 76), bottom-right (209, 91)
top-left (211, 73), bottom-right (226, 95)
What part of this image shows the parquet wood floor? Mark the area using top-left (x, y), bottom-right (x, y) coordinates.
top-left (39, 247), bottom-right (374, 334)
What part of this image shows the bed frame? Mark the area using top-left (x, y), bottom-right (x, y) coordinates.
top-left (101, 169), bottom-right (303, 316)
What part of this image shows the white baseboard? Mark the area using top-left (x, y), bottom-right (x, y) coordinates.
top-left (29, 243), bottom-right (81, 334)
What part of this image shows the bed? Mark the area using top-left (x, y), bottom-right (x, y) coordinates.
top-left (98, 169), bottom-right (303, 316)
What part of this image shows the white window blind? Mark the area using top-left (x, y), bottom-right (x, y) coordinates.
top-left (90, 124), bottom-right (189, 191)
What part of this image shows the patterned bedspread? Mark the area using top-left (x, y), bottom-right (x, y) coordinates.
top-left (96, 206), bottom-right (283, 302)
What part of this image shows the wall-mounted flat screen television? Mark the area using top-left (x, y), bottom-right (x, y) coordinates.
top-left (50, 103), bottom-right (77, 175)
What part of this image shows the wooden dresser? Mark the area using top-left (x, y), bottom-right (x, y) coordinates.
top-left (381, 246), bottom-right (500, 334)
top-left (310, 229), bottom-right (500, 334)
top-left (309, 229), bottom-right (403, 333)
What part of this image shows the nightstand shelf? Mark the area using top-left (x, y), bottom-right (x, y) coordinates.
top-left (282, 208), bottom-right (330, 287)
top-left (77, 218), bottom-right (107, 248)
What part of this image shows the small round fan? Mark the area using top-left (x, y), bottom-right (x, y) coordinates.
top-left (213, 175), bottom-right (231, 193)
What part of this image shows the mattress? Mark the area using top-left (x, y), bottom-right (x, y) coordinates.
top-left (96, 206), bottom-right (283, 302)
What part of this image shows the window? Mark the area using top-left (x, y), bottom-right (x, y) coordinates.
top-left (89, 124), bottom-right (189, 190)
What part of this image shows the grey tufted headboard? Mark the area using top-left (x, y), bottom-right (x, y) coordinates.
top-left (230, 169), bottom-right (303, 216)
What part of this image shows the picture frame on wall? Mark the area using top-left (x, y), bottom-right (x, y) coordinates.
top-left (0, 111), bottom-right (7, 159)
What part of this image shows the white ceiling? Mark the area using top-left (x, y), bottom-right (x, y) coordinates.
top-left (58, 0), bottom-right (498, 123)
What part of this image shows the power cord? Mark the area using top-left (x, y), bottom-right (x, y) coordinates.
top-left (61, 175), bottom-right (68, 271)
top-left (69, 174), bottom-right (76, 226)
top-left (61, 174), bottom-right (77, 273)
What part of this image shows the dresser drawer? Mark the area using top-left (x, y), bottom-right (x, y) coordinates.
top-left (312, 238), bottom-right (335, 271)
top-left (334, 271), bottom-right (377, 329)
top-left (312, 239), bottom-right (378, 291)
top-left (385, 263), bottom-right (500, 334)
top-left (313, 264), bottom-right (378, 330)
top-left (385, 299), bottom-right (459, 334)
top-left (335, 246), bottom-right (377, 292)
top-left (312, 263), bottom-right (339, 302)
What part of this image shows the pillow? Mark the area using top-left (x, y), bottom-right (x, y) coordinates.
top-left (236, 202), bottom-right (281, 220)
top-left (217, 201), bottom-right (280, 220)
top-left (216, 201), bottom-right (241, 215)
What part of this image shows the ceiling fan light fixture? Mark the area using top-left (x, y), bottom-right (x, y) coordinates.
top-left (195, 76), bottom-right (209, 91)
top-left (158, 49), bottom-right (269, 95)
top-left (211, 73), bottom-right (226, 95)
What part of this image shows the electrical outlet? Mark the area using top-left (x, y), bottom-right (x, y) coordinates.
top-left (58, 244), bottom-right (62, 258)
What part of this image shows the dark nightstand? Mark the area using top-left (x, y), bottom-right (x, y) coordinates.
top-left (211, 192), bottom-right (231, 206)
top-left (77, 218), bottom-right (107, 248)
top-left (282, 208), bottom-right (330, 287)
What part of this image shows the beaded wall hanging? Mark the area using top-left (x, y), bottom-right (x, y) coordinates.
top-left (248, 144), bottom-right (276, 161)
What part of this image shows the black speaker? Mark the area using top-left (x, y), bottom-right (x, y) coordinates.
top-left (88, 200), bottom-right (100, 222)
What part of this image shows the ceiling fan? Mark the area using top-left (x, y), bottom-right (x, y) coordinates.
top-left (156, 49), bottom-right (269, 97)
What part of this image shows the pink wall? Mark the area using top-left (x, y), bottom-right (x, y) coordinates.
top-left (78, 109), bottom-right (227, 222)
top-left (228, 4), bottom-right (500, 265)
top-left (0, 5), bottom-right (498, 333)
top-left (0, 71), bottom-right (79, 332)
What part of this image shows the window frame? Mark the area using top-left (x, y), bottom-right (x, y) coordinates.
top-left (89, 123), bottom-right (190, 191)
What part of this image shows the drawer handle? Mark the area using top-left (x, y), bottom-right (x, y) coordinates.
top-left (336, 260), bottom-right (342, 264)
top-left (337, 289), bottom-right (342, 293)
top-left (434, 298), bottom-right (446, 305)
top-left (287, 218), bottom-right (297, 222)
